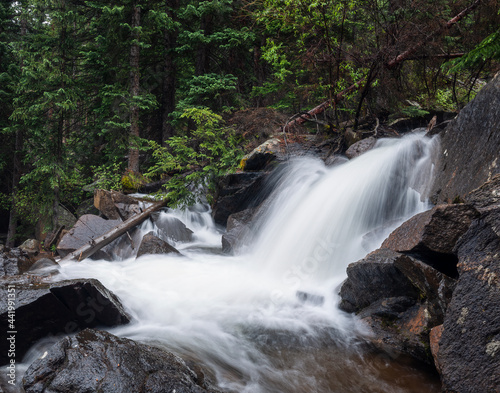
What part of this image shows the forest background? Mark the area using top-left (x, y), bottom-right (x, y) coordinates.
top-left (0, 0), bottom-right (499, 246)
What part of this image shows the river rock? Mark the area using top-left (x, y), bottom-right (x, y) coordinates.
top-left (0, 248), bottom-right (33, 277)
top-left (23, 329), bottom-right (221, 393)
top-left (136, 231), bottom-right (180, 258)
top-left (437, 215), bottom-right (500, 393)
top-left (339, 249), bottom-right (419, 313)
top-left (381, 204), bottom-right (479, 277)
top-left (465, 173), bottom-right (500, 238)
top-left (94, 189), bottom-right (140, 220)
top-left (345, 137), bottom-right (377, 159)
top-left (212, 172), bottom-right (271, 226)
top-left (431, 72), bottom-right (500, 203)
top-left (56, 214), bottom-right (121, 259)
top-left (151, 213), bottom-right (194, 243)
top-left (340, 248), bottom-right (457, 363)
top-left (19, 239), bottom-right (41, 256)
top-left (0, 277), bottom-right (130, 365)
top-left (221, 208), bottom-right (255, 254)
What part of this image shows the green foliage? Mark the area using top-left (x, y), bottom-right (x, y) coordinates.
top-left (91, 162), bottom-right (125, 192)
top-left (447, 29), bottom-right (500, 72)
top-left (147, 107), bottom-right (243, 207)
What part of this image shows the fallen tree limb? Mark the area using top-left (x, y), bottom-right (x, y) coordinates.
top-left (59, 200), bottom-right (168, 262)
top-left (280, 0), bottom-right (481, 132)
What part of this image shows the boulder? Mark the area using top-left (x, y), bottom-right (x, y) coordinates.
top-left (431, 72), bottom-right (500, 203)
top-left (345, 137), bottom-right (377, 159)
top-left (239, 138), bottom-right (280, 171)
top-left (75, 198), bottom-right (100, 218)
top-left (19, 239), bottom-right (41, 256)
top-left (0, 277), bottom-right (130, 365)
top-left (429, 324), bottom-right (443, 373)
top-left (94, 189), bottom-right (140, 220)
top-left (465, 173), bottom-right (500, 238)
top-left (23, 329), bottom-right (221, 393)
top-left (212, 172), bottom-right (271, 227)
top-left (437, 218), bottom-right (500, 393)
top-left (0, 248), bottom-right (33, 277)
top-left (339, 248), bottom-right (456, 363)
top-left (221, 208), bottom-right (255, 254)
top-left (339, 249), bottom-right (419, 313)
top-left (151, 213), bottom-right (194, 243)
top-left (56, 214), bottom-right (121, 259)
top-left (136, 231), bottom-right (180, 258)
top-left (381, 204), bottom-right (479, 277)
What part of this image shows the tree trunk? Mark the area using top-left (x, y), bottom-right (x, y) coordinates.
top-left (128, 3), bottom-right (141, 173)
top-left (60, 200), bottom-right (167, 262)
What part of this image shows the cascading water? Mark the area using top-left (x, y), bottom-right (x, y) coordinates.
top-left (51, 132), bottom-right (440, 393)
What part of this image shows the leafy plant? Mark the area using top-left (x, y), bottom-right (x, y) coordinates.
top-left (147, 107), bottom-right (243, 207)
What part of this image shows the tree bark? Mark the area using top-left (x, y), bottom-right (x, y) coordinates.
top-left (128, 3), bottom-right (141, 173)
top-left (60, 200), bottom-right (167, 262)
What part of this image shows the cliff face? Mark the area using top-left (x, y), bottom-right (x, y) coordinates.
top-left (431, 72), bottom-right (500, 203)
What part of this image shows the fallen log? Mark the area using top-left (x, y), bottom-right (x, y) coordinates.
top-left (59, 200), bottom-right (168, 262)
top-left (280, 0), bottom-right (481, 132)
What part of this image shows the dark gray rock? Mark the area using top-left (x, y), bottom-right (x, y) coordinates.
top-left (431, 72), bottom-right (500, 203)
top-left (221, 208), bottom-right (255, 254)
top-left (0, 277), bottom-right (130, 365)
top-left (0, 248), bottom-right (33, 277)
top-left (437, 216), bottom-right (500, 393)
top-left (56, 214), bottom-right (121, 259)
top-left (151, 214), bottom-right (194, 243)
top-left (75, 198), bottom-right (100, 218)
top-left (23, 329), bottom-right (221, 393)
top-left (339, 249), bottom-right (419, 313)
top-left (465, 173), bottom-right (500, 238)
top-left (136, 231), bottom-right (180, 258)
top-left (345, 137), bottom-right (377, 159)
top-left (339, 248), bottom-right (457, 364)
top-left (381, 204), bottom-right (479, 277)
top-left (212, 172), bottom-right (271, 227)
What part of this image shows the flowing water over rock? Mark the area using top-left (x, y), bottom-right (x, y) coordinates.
top-left (53, 132), bottom-right (440, 392)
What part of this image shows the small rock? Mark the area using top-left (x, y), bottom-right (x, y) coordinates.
top-left (151, 214), bottom-right (194, 243)
top-left (240, 138), bottom-right (280, 171)
top-left (19, 239), bottom-right (41, 256)
top-left (429, 324), bottom-right (443, 373)
top-left (136, 231), bottom-right (180, 258)
top-left (345, 137), bottom-right (377, 159)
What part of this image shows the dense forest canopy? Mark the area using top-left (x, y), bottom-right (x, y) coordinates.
top-left (0, 0), bottom-right (499, 245)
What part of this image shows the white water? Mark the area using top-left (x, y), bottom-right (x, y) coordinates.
top-left (53, 132), bottom-right (440, 393)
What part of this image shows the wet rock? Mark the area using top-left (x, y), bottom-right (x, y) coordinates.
top-left (136, 231), bottom-right (180, 258)
top-left (23, 329), bottom-right (221, 393)
top-left (212, 172), bottom-right (271, 227)
top-left (465, 173), bottom-right (500, 238)
top-left (429, 324), bottom-right (443, 373)
top-left (240, 138), bottom-right (280, 171)
top-left (381, 204), bottom-right (479, 277)
top-left (345, 137), bottom-right (377, 159)
top-left (296, 291), bottom-right (324, 306)
top-left (221, 208), bottom-right (255, 254)
top-left (431, 72), bottom-right (500, 203)
top-left (339, 249), bottom-right (419, 313)
top-left (56, 214), bottom-right (121, 259)
top-left (340, 248), bottom-right (456, 364)
top-left (151, 213), bottom-right (194, 243)
top-left (27, 258), bottom-right (60, 276)
top-left (437, 218), bottom-right (500, 393)
top-left (0, 277), bottom-right (130, 365)
top-left (324, 155), bottom-right (348, 167)
top-left (0, 248), bottom-right (33, 277)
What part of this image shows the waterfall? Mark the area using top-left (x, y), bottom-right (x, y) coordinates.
top-left (55, 132), bottom-right (441, 393)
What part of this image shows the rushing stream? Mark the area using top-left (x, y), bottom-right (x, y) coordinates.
top-left (50, 132), bottom-right (440, 392)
